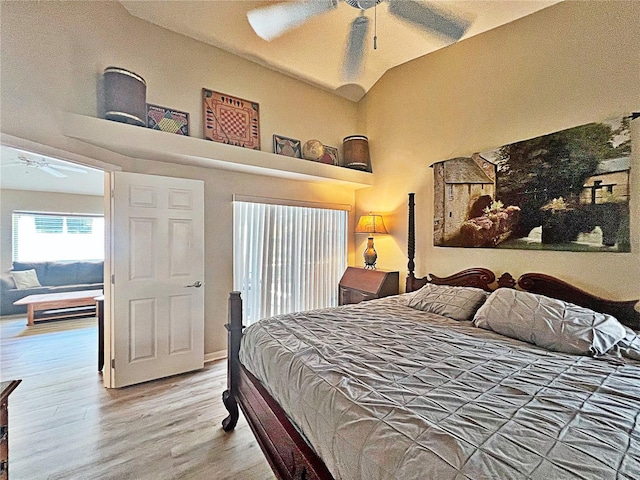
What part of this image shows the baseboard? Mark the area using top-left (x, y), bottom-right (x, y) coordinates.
top-left (204, 349), bottom-right (227, 363)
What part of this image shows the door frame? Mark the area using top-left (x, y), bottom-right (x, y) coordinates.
top-left (1, 133), bottom-right (121, 388)
top-left (2, 134), bottom-right (209, 388)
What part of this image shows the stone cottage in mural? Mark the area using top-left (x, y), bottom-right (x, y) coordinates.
top-left (581, 157), bottom-right (630, 205)
top-left (433, 154), bottom-right (497, 245)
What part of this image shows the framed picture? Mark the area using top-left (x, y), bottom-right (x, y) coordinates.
top-left (433, 114), bottom-right (631, 252)
top-left (320, 145), bottom-right (339, 165)
top-left (273, 134), bottom-right (302, 158)
top-left (146, 104), bottom-right (189, 135)
top-left (202, 88), bottom-right (260, 150)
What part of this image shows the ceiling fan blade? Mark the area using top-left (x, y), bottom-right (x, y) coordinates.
top-left (341, 15), bottom-right (370, 81)
top-left (52, 164), bottom-right (88, 174)
top-left (247, 0), bottom-right (339, 41)
top-left (388, 0), bottom-right (470, 41)
top-left (39, 166), bottom-right (67, 178)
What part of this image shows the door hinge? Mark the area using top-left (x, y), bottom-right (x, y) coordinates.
top-left (111, 358), bottom-right (115, 369)
top-left (111, 188), bottom-right (114, 198)
top-left (111, 274), bottom-right (115, 284)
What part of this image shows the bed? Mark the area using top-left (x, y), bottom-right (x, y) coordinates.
top-left (222, 194), bottom-right (640, 480)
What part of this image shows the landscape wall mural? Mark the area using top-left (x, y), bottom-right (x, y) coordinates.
top-left (433, 115), bottom-right (632, 252)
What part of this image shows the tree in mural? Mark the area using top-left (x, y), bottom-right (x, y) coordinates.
top-left (494, 119), bottom-right (631, 238)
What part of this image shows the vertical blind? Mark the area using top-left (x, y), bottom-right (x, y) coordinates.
top-left (12, 212), bottom-right (104, 262)
top-left (233, 200), bottom-right (348, 325)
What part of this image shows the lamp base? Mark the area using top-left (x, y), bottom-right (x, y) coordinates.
top-left (363, 236), bottom-right (377, 269)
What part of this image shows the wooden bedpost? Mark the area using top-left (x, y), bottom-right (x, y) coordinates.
top-left (222, 291), bottom-right (243, 431)
top-left (406, 192), bottom-right (416, 292)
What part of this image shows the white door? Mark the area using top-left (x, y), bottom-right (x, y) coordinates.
top-left (105, 171), bottom-right (204, 388)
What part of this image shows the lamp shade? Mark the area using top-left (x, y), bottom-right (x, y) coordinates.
top-left (355, 214), bottom-right (388, 234)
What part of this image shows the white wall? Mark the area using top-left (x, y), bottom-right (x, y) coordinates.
top-left (0, 1), bottom-right (360, 355)
top-left (358, 0), bottom-right (640, 300)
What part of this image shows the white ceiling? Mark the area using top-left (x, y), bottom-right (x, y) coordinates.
top-left (121, 0), bottom-right (562, 102)
top-left (0, 145), bottom-right (104, 196)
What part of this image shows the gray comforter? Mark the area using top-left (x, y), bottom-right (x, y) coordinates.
top-left (239, 296), bottom-right (640, 480)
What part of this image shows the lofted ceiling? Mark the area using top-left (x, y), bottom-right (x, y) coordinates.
top-left (121, 0), bottom-right (562, 102)
top-left (0, 145), bottom-right (104, 196)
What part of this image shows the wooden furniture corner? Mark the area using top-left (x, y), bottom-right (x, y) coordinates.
top-left (1, 380), bottom-right (21, 480)
top-left (338, 267), bottom-right (399, 306)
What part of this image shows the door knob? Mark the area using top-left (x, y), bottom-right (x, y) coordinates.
top-left (185, 281), bottom-right (203, 288)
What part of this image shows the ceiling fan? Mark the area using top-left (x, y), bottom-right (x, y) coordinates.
top-left (247, 0), bottom-right (471, 81)
top-left (4, 155), bottom-right (88, 178)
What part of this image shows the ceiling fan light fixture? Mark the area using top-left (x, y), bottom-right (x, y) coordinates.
top-left (345, 0), bottom-right (382, 11)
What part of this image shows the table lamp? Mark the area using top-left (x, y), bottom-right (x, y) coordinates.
top-left (355, 213), bottom-right (389, 269)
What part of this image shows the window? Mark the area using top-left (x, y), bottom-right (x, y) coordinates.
top-left (12, 212), bottom-right (104, 262)
top-left (233, 198), bottom-right (348, 326)
top-left (35, 215), bottom-right (63, 233)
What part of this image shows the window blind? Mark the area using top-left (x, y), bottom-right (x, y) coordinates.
top-left (12, 212), bottom-right (104, 262)
top-left (233, 200), bottom-right (348, 325)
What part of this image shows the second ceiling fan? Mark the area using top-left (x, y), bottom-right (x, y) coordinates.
top-left (5, 154), bottom-right (88, 178)
top-left (247, 0), bottom-right (472, 81)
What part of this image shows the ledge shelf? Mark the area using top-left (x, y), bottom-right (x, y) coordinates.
top-left (63, 113), bottom-right (373, 188)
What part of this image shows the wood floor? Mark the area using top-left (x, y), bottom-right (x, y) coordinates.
top-left (0, 315), bottom-right (275, 480)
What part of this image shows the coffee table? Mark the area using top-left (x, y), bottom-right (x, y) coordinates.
top-left (13, 289), bottom-right (103, 326)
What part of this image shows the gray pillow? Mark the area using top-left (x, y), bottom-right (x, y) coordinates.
top-left (407, 283), bottom-right (488, 321)
top-left (12, 269), bottom-right (42, 289)
top-left (473, 288), bottom-right (626, 356)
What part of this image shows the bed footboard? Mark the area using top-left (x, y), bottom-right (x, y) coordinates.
top-left (222, 292), bottom-right (334, 480)
top-left (222, 291), bottom-right (242, 432)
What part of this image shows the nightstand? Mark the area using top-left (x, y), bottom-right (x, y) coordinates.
top-left (338, 267), bottom-right (399, 306)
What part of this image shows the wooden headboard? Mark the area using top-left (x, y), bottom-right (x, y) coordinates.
top-left (405, 193), bottom-right (640, 329)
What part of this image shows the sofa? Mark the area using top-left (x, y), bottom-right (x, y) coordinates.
top-left (0, 260), bottom-right (104, 316)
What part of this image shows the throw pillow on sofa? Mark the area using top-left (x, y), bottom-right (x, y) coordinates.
top-left (12, 269), bottom-right (42, 289)
top-left (12, 261), bottom-right (48, 283)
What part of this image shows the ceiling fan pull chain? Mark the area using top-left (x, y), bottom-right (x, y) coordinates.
top-left (373, 1), bottom-right (377, 50)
